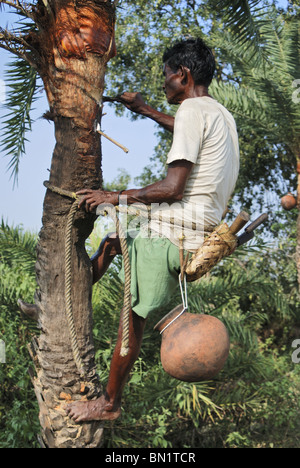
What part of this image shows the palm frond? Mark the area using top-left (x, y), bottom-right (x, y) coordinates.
top-left (0, 218), bottom-right (37, 273)
top-left (210, 80), bottom-right (274, 131)
top-left (0, 1), bottom-right (35, 20)
top-left (212, 9), bottom-right (300, 153)
top-left (261, 13), bottom-right (299, 79)
top-left (209, 0), bottom-right (269, 62)
top-left (0, 57), bottom-right (40, 185)
top-left (188, 259), bottom-right (292, 320)
top-left (0, 262), bottom-right (36, 308)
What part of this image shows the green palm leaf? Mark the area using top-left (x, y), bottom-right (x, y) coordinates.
top-left (188, 254), bottom-right (293, 320)
top-left (0, 218), bottom-right (37, 273)
top-left (209, 0), bottom-right (268, 62)
top-left (1, 58), bottom-right (39, 185)
top-left (212, 8), bottom-right (300, 154)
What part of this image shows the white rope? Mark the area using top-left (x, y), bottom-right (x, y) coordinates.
top-left (160, 273), bottom-right (189, 335)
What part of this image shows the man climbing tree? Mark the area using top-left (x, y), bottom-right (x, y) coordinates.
top-left (65, 37), bottom-right (240, 422)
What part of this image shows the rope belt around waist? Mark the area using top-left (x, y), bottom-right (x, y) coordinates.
top-left (104, 202), bottom-right (216, 234)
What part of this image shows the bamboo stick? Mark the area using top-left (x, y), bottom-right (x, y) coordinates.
top-left (96, 127), bottom-right (129, 154)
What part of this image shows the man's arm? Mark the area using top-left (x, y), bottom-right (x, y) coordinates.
top-left (120, 160), bottom-right (193, 204)
top-left (77, 160), bottom-right (193, 212)
top-left (108, 92), bottom-right (175, 133)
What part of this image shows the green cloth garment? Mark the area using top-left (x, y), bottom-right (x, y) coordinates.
top-left (119, 230), bottom-right (181, 319)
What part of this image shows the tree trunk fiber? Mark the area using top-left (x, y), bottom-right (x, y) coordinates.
top-left (28, 0), bottom-right (116, 448)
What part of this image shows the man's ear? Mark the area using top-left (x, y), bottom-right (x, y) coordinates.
top-left (179, 65), bottom-right (191, 85)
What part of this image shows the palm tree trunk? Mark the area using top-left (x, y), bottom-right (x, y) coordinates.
top-left (28, 0), bottom-right (116, 448)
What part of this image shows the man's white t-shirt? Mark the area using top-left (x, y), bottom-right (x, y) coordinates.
top-left (149, 96), bottom-right (240, 252)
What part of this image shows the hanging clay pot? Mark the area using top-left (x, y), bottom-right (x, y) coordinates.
top-left (154, 304), bottom-right (230, 382)
top-left (281, 193), bottom-right (297, 211)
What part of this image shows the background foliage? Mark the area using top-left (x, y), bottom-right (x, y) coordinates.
top-left (0, 220), bottom-right (39, 448)
top-left (0, 218), bottom-right (299, 448)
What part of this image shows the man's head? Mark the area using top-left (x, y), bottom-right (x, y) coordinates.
top-left (162, 38), bottom-right (216, 104)
top-left (163, 37), bottom-right (216, 87)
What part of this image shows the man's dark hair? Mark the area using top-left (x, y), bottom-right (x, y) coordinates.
top-left (163, 37), bottom-right (216, 87)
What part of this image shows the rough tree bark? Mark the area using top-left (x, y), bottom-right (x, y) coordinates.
top-left (23, 0), bottom-right (117, 448)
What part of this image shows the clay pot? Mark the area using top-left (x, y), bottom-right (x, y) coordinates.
top-left (154, 305), bottom-right (230, 382)
top-left (281, 193), bottom-right (297, 211)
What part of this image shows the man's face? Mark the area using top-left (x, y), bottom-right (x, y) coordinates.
top-left (162, 63), bottom-right (185, 105)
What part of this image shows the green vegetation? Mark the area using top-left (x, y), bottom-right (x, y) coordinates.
top-left (0, 221), bottom-right (39, 448)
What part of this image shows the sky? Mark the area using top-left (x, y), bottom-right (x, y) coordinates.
top-left (0, 0), bottom-right (289, 232)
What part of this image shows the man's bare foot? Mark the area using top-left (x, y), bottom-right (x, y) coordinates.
top-left (66, 395), bottom-right (121, 423)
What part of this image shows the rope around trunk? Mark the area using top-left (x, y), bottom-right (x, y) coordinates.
top-left (65, 199), bottom-right (87, 378)
top-left (44, 182), bottom-right (132, 383)
top-left (100, 206), bottom-right (131, 357)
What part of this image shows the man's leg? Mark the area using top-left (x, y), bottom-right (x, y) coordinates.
top-left (18, 232), bottom-right (121, 317)
top-left (91, 232), bottom-right (122, 284)
top-left (66, 306), bottom-right (146, 422)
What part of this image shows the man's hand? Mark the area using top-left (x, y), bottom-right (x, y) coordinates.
top-left (118, 92), bottom-right (147, 114)
top-left (77, 189), bottom-right (118, 212)
top-left (119, 92), bottom-right (174, 133)
top-left (103, 92), bottom-right (174, 132)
